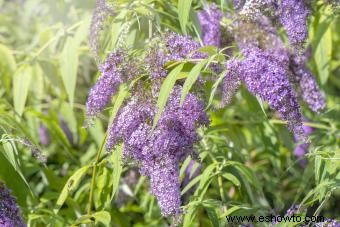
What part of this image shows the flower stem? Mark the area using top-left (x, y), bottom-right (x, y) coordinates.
top-left (87, 132), bottom-right (108, 215)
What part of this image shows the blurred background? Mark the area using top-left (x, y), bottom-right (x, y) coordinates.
top-left (0, 0), bottom-right (339, 226)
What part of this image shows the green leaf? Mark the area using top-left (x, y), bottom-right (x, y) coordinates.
top-left (60, 18), bottom-right (90, 106)
top-left (72, 211), bottom-right (110, 226)
top-left (206, 70), bottom-right (227, 110)
top-left (108, 84), bottom-right (129, 124)
top-left (178, 0), bottom-right (193, 33)
top-left (256, 96), bottom-right (268, 118)
top-left (13, 64), bottom-right (32, 116)
top-left (0, 43), bottom-right (16, 93)
top-left (314, 23), bottom-right (332, 85)
top-left (152, 63), bottom-right (184, 129)
top-left (111, 144), bottom-right (122, 200)
top-left (93, 211), bottom-right (111, 226)
top-left (205, 206), bottom-right (220, 227)
top-left (1, 143), bottom-right (32, 196)
top-left (195, 163), bottom-right (217, 200)
top-left (180, 59), bottom-right (207, 105)
top-left (222, 173), bottom-right (241, 187)
top-left (0, 151), bottom-right (33, 206)
top-left (231, 162), bottom-right (261, 190)
top-left (183, 202), bottom-right (199, 227)
top-left (0, 43), bottom-right (16, 72)
top-left (220, 206), bottom-right (254, 218)
top-left (54, 165), bottom-right (90, 214)
top-left (181, 175), bottom-right (202, 195)
top-left (31, 63), bottom-right (44, 104)
top-left (197, 46), bottom-right (218, 57)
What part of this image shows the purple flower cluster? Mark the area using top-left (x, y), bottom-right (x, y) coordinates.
top-left (165, 33), bottom-right (205, 60)
top-left (145, 33), bottom-right (205, 80)
top-left (290, 54), bottom-right (326, 113)
top-left (86, 50), bottom-right (125, 118)
top-left (223, 47), bottom-right (304, 139)
top-left (315, 219), bottom-right (340, 227)
top-left (276, 0), bottom-right (309, 48)
top-left (221, 60), bottom-right (241, 105)
top-left (106, 87), bottom-right (208, 216)
top-left (89, 0), bottom-right (114, 59)
top-left (214, 2), bottom-right (325, 137)
top-left (0, 182), bottom-right (26, 227)
top-left (239, 0), bottom-right (274, 20)
top-left (271, 205), bottom-right (340, 227)
top-left (271, 205), bottom-right (301, 225)
top-left (198, 3), bottom-right (223, 47)
top-left (234, 0), bottom-right (245, 11)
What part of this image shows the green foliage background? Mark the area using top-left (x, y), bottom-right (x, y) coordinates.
top-left (0, 0), bottom-right (339, 226)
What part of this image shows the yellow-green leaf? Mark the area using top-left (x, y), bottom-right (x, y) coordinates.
top-left (60, 18), bottom-right (90, 106)
top-left (152, 63), bottom-right (184, 129)
top-left (180, 59), bottom-right (208, 105)
top-left (13, 65), bottom-right (32, 116)
top-left (54, 165), bottom-right (90, 214)
top-left (178, 0), bottom-right (193, 33)
top-left (111, 144), bottom-right (122, 200)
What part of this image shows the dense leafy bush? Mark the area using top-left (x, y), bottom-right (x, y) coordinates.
top-left (0, 0), bottom-right (339, 226)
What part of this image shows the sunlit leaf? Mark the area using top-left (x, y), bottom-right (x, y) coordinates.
top-left (13, 64), bottom-right (32, 116)
top-left (54, 165), bottom-right (90, 214)
top-left (178, 0), bottom-right (193, 33)
top-left (152, 63), bottom-right (184, 129)
top-left (180, 59), bottom-right (207, 105)
top-left (60, 18), bottom-right (90, 106)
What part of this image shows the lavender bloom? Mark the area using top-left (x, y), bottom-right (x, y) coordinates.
top-left (146, 154), bottom-right (181, 216)
top-left (165, 32), bottom-right (206, 61)
top-left (106, 86), bottom-right (208, 216)
top-left (239, 0), bottom-right (274, 20)
top-left (198, 3), bottom-right (223, 47)
top-left (38, 123), bottom-right (50, 146)
top-left (234, 0), bottom-right (245, 11)
top-left (0, 182), bottom-right (26, 227)
top-left (86, 50), bottom-right (125, 118)
top-left (271, 205), bottom-right (301, 225)
top-left (236, 47), bottom-right (304, 139)
top-left (299, 69), bottom-right (325, 112)
top-left (89, 0), bottom-right (114, 59)
top-left (277, 0), bottom-right (309, 47)
top-left (221, 59), bottom-right (242, 106)
top-left (145, 33), bottom-right (206, 80)
top-left (145, 48), bottom-right (168, 79)
top-left (315, 219), bottom-right (340, 227)
top-left (106, 99), bottom-right (154, 152)
top-left (291, 54), bottom-right (326, 113)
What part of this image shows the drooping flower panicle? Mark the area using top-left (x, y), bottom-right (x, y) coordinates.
top-left (198, 3), bottom-right (223, 47)
top-left (226, 47), bottom-right (304, 139)
top-left (86, 50), bottom-right (126, 118)
top-left (89, 0), bottom-right (114, 59)
top-left (276, 0), bottom-right (309, 48)
top-left (106, 86), bottom-right (208, 216)
top-left (290, 53), bottom-right (326, 113)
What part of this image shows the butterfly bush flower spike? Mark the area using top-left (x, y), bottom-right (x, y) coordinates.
top-left (86, 50), bottom-right (125, 119)
top-left (277, 0), bottom-right (309, 48)
top-left (237, 48), bottom-right (304, 139)
top-left (198, 3), bottom-right (223, 47)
